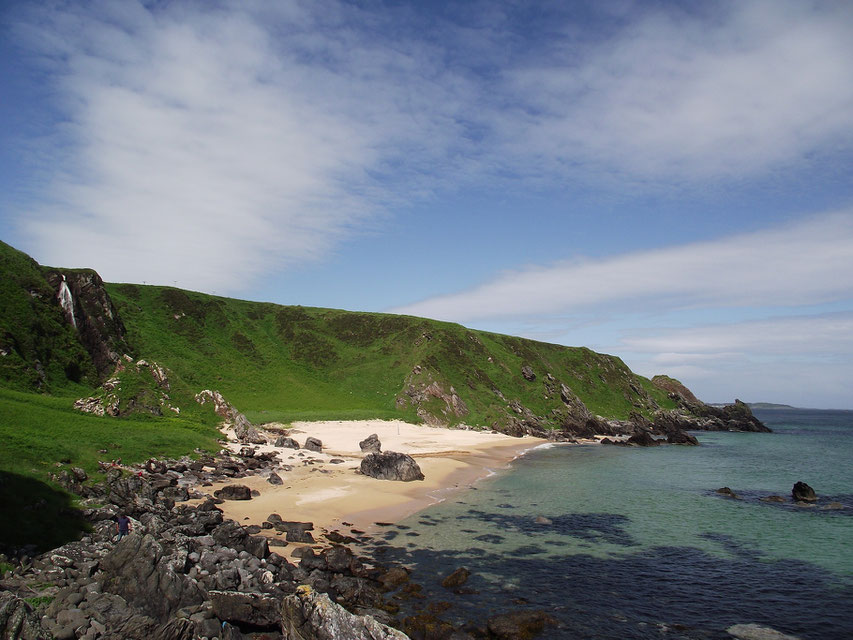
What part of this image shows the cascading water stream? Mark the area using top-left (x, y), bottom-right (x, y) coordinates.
top-left (57, 274), bottom-right (77, 329)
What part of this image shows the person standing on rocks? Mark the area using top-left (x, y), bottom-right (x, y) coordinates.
top-left (115, 514), bottom-right (131, 541)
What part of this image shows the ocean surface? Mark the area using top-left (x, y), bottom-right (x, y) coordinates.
top-left (366, 409), bottom-right (853, 639)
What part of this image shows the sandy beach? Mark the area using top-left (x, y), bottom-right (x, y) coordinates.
top-left (202, 420), bottom-right (547, 554)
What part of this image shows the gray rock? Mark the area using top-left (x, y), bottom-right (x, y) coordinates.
top-left (273, 521), bottom-right (315, 543)
top-left (360, 451), bottom-right (424, 482)
top-left (304, 437), bottom-right (323, 453)
top-left (281, 585), bottom-right (409, 639)
top-left (792, 481), bottom-right (817, 502)
top-left (214, 484), bottom-right (252, 500)
top-left (267, 472), bottom-right (283, 485)
top-left (358, 433), bottom-right (382, 454)
top-left (209, 590), bottom-right (281, 628)
top-left (521, 365), bottom-right (536, 381)
top-left (275, 436), bottom-right (300, 449)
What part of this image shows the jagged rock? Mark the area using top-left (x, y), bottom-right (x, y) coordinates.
top-left (667, 430), bottom-right (699, 445)
top-left (487, 610), bottom-right (556, 640)
top-left (209, 590), bottom-right (281, 629)
top-left (521, 365), bottom-right (536, 381)
top-left (275, 436), bottom-right (300, 449)
top-left (360, 452), bottom-right (424, 482)
top-left (726, 623), bottom-right (801, 640)
top-left (0, 591), bottom-right (49, 639)
top-left (626, 431), bottom-right (662, 446)
top-left (441, 567), bottom-right (470, 589)
top-left (792, 481), bottom-right (817, 502)
top-left (99, 533), bottom-right (204, 621)
top-left (280, 585), bottom-right (410, 639)
top-left (214, 484), bottom-right (252, 500)
top-left (359, 433), bottom-right (382, 454)
top-left (304, 437), bottom-right (323, 453)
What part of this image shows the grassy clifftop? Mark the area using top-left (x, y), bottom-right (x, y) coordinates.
top-left (106, 283), bottom-right (676, 427)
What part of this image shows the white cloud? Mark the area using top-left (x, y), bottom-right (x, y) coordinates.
top-left (392, 211), bottom-right (853, 321)
top-left (500, 0), bottom-right (853, 180)
top-left (13, 0), bottom-right (472, 292)
top-left (9, 0), bottom-right (853, 292)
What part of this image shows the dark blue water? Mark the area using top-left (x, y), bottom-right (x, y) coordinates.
top-left (367, 409), bottom-right (853, 639)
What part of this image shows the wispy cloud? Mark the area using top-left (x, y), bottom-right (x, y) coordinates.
top-left (8, 0), bottom-right (853, 292)
top-left (392, 211), bottom-right (853, 321)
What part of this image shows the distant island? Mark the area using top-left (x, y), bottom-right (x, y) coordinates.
top-left (709, 402), bottom-right (798, 410)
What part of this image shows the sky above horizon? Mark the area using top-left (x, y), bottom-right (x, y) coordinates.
top-left (2, 0), bottom-right (853, 409)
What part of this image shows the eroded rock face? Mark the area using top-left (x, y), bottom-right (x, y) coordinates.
top-left (99, 533), bottom-right (205, 621)
top-left (44, 269), bottom-right (130, 380)
top-left (281, 585), bottom-right (410, 640)
top-left (195, 390), bottom-right (263, 443)
top-left (360, 452), bottom-right (424, 482)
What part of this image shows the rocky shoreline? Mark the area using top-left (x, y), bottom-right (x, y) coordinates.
top-left (0, 437), bottom-right (561, 640)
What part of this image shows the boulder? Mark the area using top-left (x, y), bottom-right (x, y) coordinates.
top-left (275, 436), bottom-right (301, 449)
top-left (267, 472), bottom-right (284, 485)
top-left (441, 567), bottom-right (470, 589)
top-left (626, 431), bottom-right (662, 446)
top-left (667, 430), bottom-right (699, 445)
top-left (280, 585), bottom-right (409, 639)
top-left (273, 521), bottom-right (315, 543)
top-left (792, 481), bottom-right (817, 502)
top-left (360, 452), bottom-right (424, 482)
top-left (521, 365), bottom-right (536, 381)
top-left (304, 437), bottom-right (323, 453)
top-left (359, 433), bottom-right (382, 454)
top-left (209, 590), bottom-right (281, 629)
top-left (214, 484), bottom-right (252, 500)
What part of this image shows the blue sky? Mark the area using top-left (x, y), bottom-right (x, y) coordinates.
top-left (2, 0), bottom-right (853, 409)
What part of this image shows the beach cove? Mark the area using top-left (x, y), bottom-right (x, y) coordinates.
top-left (204, 420), bottom-right (551, 552)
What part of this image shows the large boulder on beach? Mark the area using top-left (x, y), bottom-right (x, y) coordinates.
top-left (360, 451), bottom-right (424, 482)
top-left (214, 484), bottom-right (252, 500)
top-left (275, 436), bottom-right (300, 449)
top-left (792, 481), bottom-right (817, 502)
top-left (359, 433), bottom-right (382, 454)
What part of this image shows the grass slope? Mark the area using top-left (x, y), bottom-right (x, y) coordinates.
top-left (107, 283), bottom-right (676, 426)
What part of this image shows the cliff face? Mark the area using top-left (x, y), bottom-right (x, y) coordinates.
top-left (43, 269), bottom-right (131, 380)
top-left (651, 376), bottom-right (771, 433)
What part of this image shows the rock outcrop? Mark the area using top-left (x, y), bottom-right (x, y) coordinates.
top-left (360, 452), bottom-right (425, 482)
top-left (44, 269), bottom-right (131, 381)
top-left (195, 390), bottom-right (264, 443)
top-left (792, 481), bottom-right (817, 502)
top-left (281, 585), bottom-right (409, 640)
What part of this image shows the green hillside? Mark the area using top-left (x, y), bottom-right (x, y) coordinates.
top-left (105, 282), bottom-right (676, 427)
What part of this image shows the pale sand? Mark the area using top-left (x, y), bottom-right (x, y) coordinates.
top-left (201, 420), bottom-right (548, 555)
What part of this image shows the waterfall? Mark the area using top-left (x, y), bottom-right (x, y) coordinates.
top-left (57, 275), bottom-right (77, 329)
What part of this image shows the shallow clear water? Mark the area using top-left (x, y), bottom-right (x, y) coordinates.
top-left (368, 409), bottom-right (853, 639)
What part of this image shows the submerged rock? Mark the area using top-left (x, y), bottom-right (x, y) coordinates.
top-left (727, 623), bottom-right (801, 640)
top-left (487, 609), bottom-right (556, 640)
top-left (716, 487), bottom-right (741, 499)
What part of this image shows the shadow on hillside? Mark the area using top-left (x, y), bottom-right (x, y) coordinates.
top-left (0, 471), bottom-right (90, 555)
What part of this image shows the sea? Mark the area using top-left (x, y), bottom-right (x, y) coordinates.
top-left (365, 409), bottom-right (853, 639)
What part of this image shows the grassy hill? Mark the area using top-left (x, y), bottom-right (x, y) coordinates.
top-left (105, 282), bottom-right (676, 427)
top-left (1, 240), bottom-right (681, 550)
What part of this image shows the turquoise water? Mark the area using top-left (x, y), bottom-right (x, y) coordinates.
top-left (369, 409), bottom-right (853, 639)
